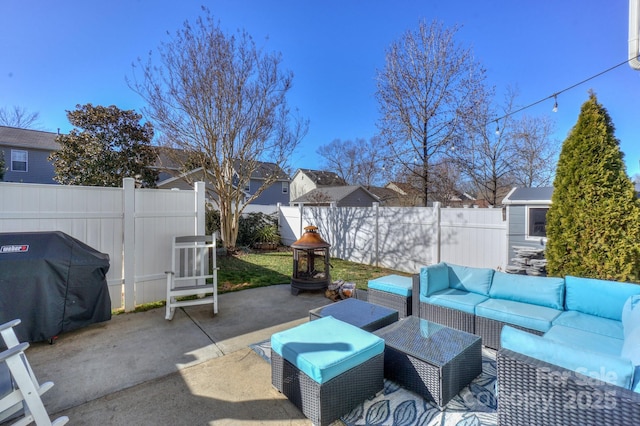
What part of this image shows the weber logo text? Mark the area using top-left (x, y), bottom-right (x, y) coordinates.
top-left (0, 245), bottom-right (29, 253)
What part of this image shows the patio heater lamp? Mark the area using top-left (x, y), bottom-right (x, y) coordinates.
top-left (290, 225), bottom-right (331, 295)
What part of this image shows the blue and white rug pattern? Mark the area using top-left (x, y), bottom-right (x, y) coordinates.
top-left (250, 340), bottom-right (497, 426)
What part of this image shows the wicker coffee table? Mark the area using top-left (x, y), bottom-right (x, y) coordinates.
top-left (374, 316), bottom-right (482, 407)
top-left (309, 298), bottom-right (399, 332)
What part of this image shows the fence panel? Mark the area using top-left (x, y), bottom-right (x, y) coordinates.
top-left (0, 180), bottom-right (204, 311)
top-left (132, 187), bottom-right (201, 305)
top-left (279, 206), bottom-right (302, 245)
top-left (440, 207), bottom-right (507, 270)
top-left (278, 203), bottom-right (506, 273)
top-left (0, 182), bottom-right (125, 309)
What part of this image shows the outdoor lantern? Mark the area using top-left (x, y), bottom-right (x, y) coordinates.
top-left (290, 225), bottom-right (331, 295)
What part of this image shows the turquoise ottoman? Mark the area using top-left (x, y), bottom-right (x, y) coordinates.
top-left (271, 316), bottom-right (384, 426)
top-left (368, 274), bottom-right (413, 318)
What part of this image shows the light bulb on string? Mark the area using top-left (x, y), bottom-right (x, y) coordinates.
top-left (552, 95), bottom-right (558, 113)
top-left (495, 121), bottom-right (500, 136)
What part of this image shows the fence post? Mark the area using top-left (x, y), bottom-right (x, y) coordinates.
top-left (373, 202), bottom-right (380, 267)
top-left (433, 202), bottom-right (441, 264)
top-left (195, 181), bottom-right (205, 235)
top-left (123, 177), bottom-right (135, 312)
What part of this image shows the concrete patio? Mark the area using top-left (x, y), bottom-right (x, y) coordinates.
top-left (19, 284), bottom-right (332, 425)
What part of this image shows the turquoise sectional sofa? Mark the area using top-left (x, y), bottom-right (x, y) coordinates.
top-left (411, 262), bottom-right (640, 425)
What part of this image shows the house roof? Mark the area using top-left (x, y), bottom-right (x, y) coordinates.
top-left (502, 187), bottom-right (554, 205)
top-left (291, 185), bottom-right (379, 204)
top-left (0, 126), bottom-right (59, 151)
top-left (233, 159), bottom-right (289, 180)
top-left (386, 181), bottom-right (422, 196)
top-left (294, 168), bottom-right (347, 186)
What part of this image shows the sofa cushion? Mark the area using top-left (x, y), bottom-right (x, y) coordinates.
top-left (552, 311), bottom-right (624, 340)
top-left (622, 295), bottom-right (640, 338)
top-left (419, 262), bottom-right (449, 297)
top-left (421, 288), bottom-right (488, 315)
top-left (622, 326), bottom-right (640, 365)
top-left (476, 298), bottom-right (562, 333)
top-left (270, 315), bottom-right (385, 384)
top-left (544, 325), bottom-right (624, 357)
top-left (489, 271), bottom-right (564, 309)
top-left (565, 276), bottom-right (640, 321)
top-left (447, 263), bottom-right (494, 296)
top-left (501, 325), bottom-right (635, 389)
top-left (368, 274), bottom-right (412, 297)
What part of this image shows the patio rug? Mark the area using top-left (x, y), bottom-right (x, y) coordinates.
top-left (250, 340), bottom-right (497, 426)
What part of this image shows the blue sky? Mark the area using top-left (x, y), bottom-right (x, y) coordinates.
top-left (2, 0), bottom-right (639, 178)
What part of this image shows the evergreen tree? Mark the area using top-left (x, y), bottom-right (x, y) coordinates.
top-left (50, 104), bottom-right (158, 187)
top-left (545, 92), bottom-right (640, 282)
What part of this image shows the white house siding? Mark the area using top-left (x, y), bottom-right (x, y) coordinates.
top-left (289, 172), bottom-right (316, 202)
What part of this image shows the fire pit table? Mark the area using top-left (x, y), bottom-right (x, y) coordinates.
top-left (373, 316), bottom-right (482, 407)
top-left (309, 298), bottom-right (398, 332)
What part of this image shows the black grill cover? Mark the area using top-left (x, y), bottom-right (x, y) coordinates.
top-left (0, 231), bottom-right (111, 342)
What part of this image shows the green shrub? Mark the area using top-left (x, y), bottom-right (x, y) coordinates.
top-left (545, 92), bottom-right (640, 282)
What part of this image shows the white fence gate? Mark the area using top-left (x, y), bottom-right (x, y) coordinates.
top-left (0, 178), bottom-right (206, 311)
top-left (279, 203), bottom-right (507, 273)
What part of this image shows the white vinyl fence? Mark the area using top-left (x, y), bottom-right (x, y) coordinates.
top-left (1, 179), bottom-right (507, 311)
top-left (0, 178), bottom-right (206, 311)
top-left (279, 203), bottom-right (507, 273)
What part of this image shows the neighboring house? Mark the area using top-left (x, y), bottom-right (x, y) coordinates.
top-left (385, 181), bottom-right (424, 206)
top-left (289, 169), bottom-right (347, 202)
top-left (290, 185), bottom-right (380, 207)
top-left (502, 186), bottom-right (554, 263)
top-left (384, 181), bottom-right (476, 207)
top-left (0, 126), bottom-right (59, 184)
top-left (156, 155), bottom-right (291, 206)
top-left (367, 186), bottom-right (404, 206)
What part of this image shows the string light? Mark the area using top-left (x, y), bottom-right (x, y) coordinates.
top-left (495, 120), bottom-right (500, 135)
top-left (552, 95), bottom-right (558, 113)
top-left (488, 56), bottom-right (637, 126)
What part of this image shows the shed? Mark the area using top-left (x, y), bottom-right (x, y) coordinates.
top-left (502, 187), bottom-right (553, 272)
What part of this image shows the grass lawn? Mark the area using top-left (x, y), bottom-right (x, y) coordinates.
top-left (119, 248), bottom-right (409, 314)
top-left (217, 248), bottom-right (409, 293)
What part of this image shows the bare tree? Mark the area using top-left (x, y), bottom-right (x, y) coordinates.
top-left (0, 106), bottom-right (42, 129)
top-left (429, 158), bottom-right (466, 207)
top-left (316, 136), bottom-right (389, 187)
top-left (454, 90), bottom-right (518, 206)
top-left (129, 9), bottom-right (307, 250)
top-left (510, 115), bottom-right (558, 187)
top-left (375, 20), bottom-right (487, 206)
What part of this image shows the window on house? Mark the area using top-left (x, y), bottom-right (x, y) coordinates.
top-left (244, 182), bottom-right (250, 192)
top-left (527, 207), bottom-right (549, 238)
top-left (11, 150), bottom-right (27, 172)
top-left (282, 181), bottom-right (289, 194)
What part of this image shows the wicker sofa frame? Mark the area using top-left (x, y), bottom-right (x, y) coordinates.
top-left (411, 275), bottom-right (546, 349)
top-left (497, 348), bottom-right (640, 425)
top-left (271, 349), bottom-right (384, 426)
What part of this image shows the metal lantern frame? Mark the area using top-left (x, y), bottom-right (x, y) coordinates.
top-left (290, 226), bottom-right (331, 295)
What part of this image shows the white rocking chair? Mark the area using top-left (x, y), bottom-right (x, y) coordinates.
top-left (165, 234), bottom-right (219, 320)
top-left (0, 319), bottom-right (68, 426)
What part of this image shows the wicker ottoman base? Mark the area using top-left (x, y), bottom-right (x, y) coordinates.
top-left (271, 350), bottom-right (384, 426)
top-left (368, 288), bottom-right (412, 318)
